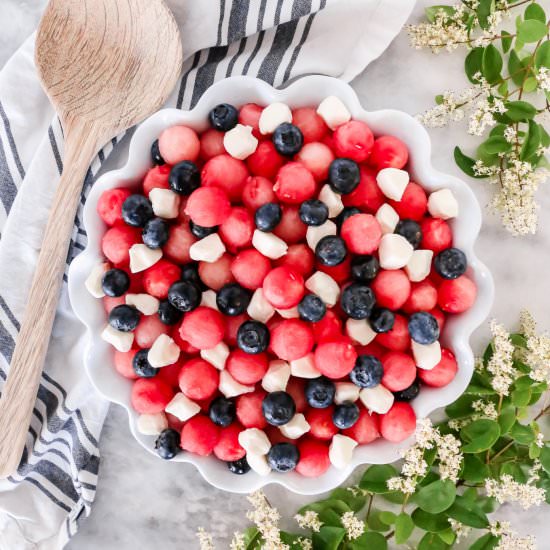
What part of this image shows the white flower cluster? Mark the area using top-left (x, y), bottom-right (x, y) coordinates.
top-left (297, 538), bottom-right (312, 550)
top-left (230, 532), bottom-right (246, 550)
top-left (468, 97), bottom-right (506, 136)
top-left (294, 510), bottom-right (323, 532)
top-left (472, 399), bottom-right (499, 420)
top-left (197, 527), bottom-right (215, 550)
top-left (520, 310), bottom-right (550, 383)
top-left (536, 67), bottom-right (550, 93)
top-left (491, 521), bottom-right (537, 550)
top-left (448, 518), bottom-right (472, 543)
top-left (387, 419), bottom-right (462, 493)
top-left (486, 320), bottom-right (517, 394)
top-left (246, 491), bottom-right (289, 550)
top-left (485, 474), bottom-right (546, 510)
top-left (417, 87), bottom-right (478, 128)
top-left (341, 511), bottom-right (365, 541)
top-left (527, 460), bottom-right (542, 485)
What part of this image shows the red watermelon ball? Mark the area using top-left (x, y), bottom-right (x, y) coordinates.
top-left (213, 423), bottom-right (246, 461)
top-left (270, 319), bottom-right (314, 362)
top-left (134, 314), bottom-right (169, 349)
top-left (246, 140), bottom-right (285, 179)
top-left (389, 182), bottom-right (427, 221)
top-left (371, 270), bottom-right (411, 310)
top-left (101, 225), bottom-right (141, 266)
top-left (178, 358), bottom-right (220, 401)
top-left (219, 207), bottom-right (254, 252)
top-left (180, 415), bottom-right (220, 456)
top-left (236, 389), bottom-right (268, 429)
top-left (379, 402), bottom-right (416, 443)
top-left (343, 406), bottom-right (380, 444)
top-left (226, 350), bottom-right (269, 385)
top-left (114, 349), bottom-right (138, 380)
top-left (375, 313), bottom-right (410, 352)
top-left (179, 306), bottom-right (225, 350)
top-left (273, 162), bottom-right (316, 204)
top-left (341, 213), bottom-right (382, 255)
top-left (381, 351), bottom-right (417, 392)
top-left (131, 378), bottom-right (174, 414)
top-left (438, 276), bottom-right (477, 313)
top-left (158, 125), bottom-right (200, 164)
top-left (241, 176), bottom-right (276, 210)
top-left (332, 120), bottom-right (374, 163)
top-left (417, 348), bottom-right (458, 387)
top-left (185, 186), bottom-right (231, 227)
top-left (305, 406), bottom-right (339, 441)
top-left (314, 337), bottom-right (357, 379)
top-left (199, 253), bottom-right (235, 291)
top-left (368, 135), bottom-right (409, 171)
top-left (231, 249), bottom-right (271, 290)
top-left (420, 217), bottom-right (453, 254)
top-left (201, 154), bottom-right (249, 201)
top-left (295, 438), bottom-right (331, 477)
top-left (143, 165), bottom-right (171, 197)
top-left (142, 260), bottom-right (181, 299)
top-left (97, 188), bottom-right (132, 226)
top-left (262, 266), bottom-right (305, 309)
top-left (292, 107), bottom-right (328, 143)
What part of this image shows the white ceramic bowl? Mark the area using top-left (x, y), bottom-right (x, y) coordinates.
top-left (68, 75), bottom-right (494, 495)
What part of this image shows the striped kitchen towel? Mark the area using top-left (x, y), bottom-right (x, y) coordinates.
top-left (0, 0), bottom-right (414, 548)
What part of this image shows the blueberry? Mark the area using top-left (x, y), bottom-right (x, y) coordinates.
top-left (101, 268), bottom-right (130, 297)
top-left (189, 221), bottom-right (218, 239)
top-left (298, 294), bottom-right (326, 323)
top-left (209, 103), bottom-right (239, 131)
top-left (335, 206), bottom-right (361, 231)
top-left (151, 139), bottom-right (165, 166)
top-left (158, 300), bottom-right (183, 325)
top-left (272, 123), bottom-right (303, 156)
top-left (395, 219), bottom-right (422, 249)
top-left (169, 161), bottom-right (201, 195)
top-left (237, 320), bottom-right (270, 354)
top-left (299, 199), bottom-right (329, 226)
top-left (328, 158), bottom-right (360, 194)
top-left (209, 397), bottom-right (236, 427)
top-left (369, 307), bottom-right (395, 334)
top-left (434, 248), bottom-right (467, 280)
top-left (132, 349), bottom-right (158, 378)
top-left (262, 391), bottom-right (296, 426)
top-left (181, 262), bottom-right (206, 290)
top-left (142, 218), bottom-right (170, 248)
top-left (154, 429), bottom-right (181, 460)
top-left (341, 283), bottom-right (376, 320)
top-left (332, 402), bottom-right (360, 429)
top-left (350, 355), bottom-right (383, 388)
top-left (315, 235), bottom-right (347, 266)
top-left (167, 281), bottom-right (201, 312)
top-left (122, 194), bottom-right (154, 227)
top-left (351, 255), bottom-right (379, 282)
top-left (305, 377), bottom-right (336, 408)
top-left (394, 380), bottom-right (420, 402)
top-left (217, 283), bottom-right (252, 316)
top-left (227, 456), bottom-right (250, 475)
top-left (108, 305), bottom-right (140, 332)
top-left (255, 202), bottom-right (282, 232)
top-left (267, 442), bottom-right (300, 472)
top-left (408, 311), bottom-right (440, 345)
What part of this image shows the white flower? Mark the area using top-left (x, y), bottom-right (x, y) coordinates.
top-left (503, 126), bottom-right (517, 144)
top-left (468, 97), bottom-right (505, 136)
top-left (295, 510), bottom-right (323, 532)
top-left (536, 432), bottom-right (545, 448)
top-left (519, 310), bottom-right (550, 382)
top-left (197, 528), bottom-right (215, 550)
top-left (485, 474), bottom-right (546, 509)
top-left (246, 491), bottom-right (289, 550)
top-left (472, 400), bottom-right (498, 420)
top-left (528, 460), bottom-right (542, 484)
top-left (230, 533), bottom-right (246, 550)
top-left (341, 512), bottom-right (365, 541)
top-left (496, 533), bottom-right (537, 550)
top-left (417, 87), bottom-right (479, 128)
top-left (536, 67), bottom-right (550, 93)
top-left (486, 320), bottom-right (517, 395)
top-left (298, 538), bottom-right (313, 550)
top-left (448, 518), bottom-right (471, 543)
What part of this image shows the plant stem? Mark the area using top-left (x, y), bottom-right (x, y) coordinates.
top-left (385, 529), bottom-right (395, 541)
top-left (366, 495), bottom-right (374, 521)
top-left (490, 440), bottom-right (515, 462)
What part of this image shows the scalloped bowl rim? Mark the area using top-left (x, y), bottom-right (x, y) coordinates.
top-left (68, 75), bottom-right (494, 495)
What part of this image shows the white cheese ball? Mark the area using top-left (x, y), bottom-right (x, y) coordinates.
top-left (259, 102), bottom-right (292, 135)
top-left (316, 96), bottom-right (351, 130)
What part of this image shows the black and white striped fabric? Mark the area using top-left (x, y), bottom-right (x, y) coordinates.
top-left (0, 0), bottom-right (413, 547)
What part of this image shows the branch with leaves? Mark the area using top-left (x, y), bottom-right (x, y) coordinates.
top-left (197, 311), bottom-right (550, 549)
top-left (409, 0), bottom-right (550, 236)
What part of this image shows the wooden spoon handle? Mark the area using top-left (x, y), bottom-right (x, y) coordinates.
top-left (0, 126), bottom-right (99, 478)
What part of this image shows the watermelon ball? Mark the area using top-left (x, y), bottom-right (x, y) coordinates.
top-left (226, 349), bottom-right (268, 385)
top-left (292, 107), bottom-right (328, 143)
top-left (314, 338), bottom-right (357, 379)
top-left (231, 249), bottom-right (271, 290)
top-left (180, 415), bottom-right (221, 456)
top-left (178, 357), bottom-right (219, 401)
top-left (341, 213), bottom-right (382, 255)
top-left (274, 162), bottom-right (316, 204)
top-left (305, 406), bottom-right (339, 440)
top-left (131, 378), bottom-right (174, 414)
top-left (343, 165), bottom-right (385, 212)
top-left (158, 125), bottom-right (200, 164)
top-left (270, 319), bottom-right (314, 361)
top-left (142, 260), bottom-right (181, 299)
top-left (157, 361), bottom-right (183, 389)
top-left (163, 223), bottom-right (196, 264)
top-left (134, 314), bottom-right (169, 348)
top-left (375, 313), bottom-right (410, 352)
top-left (403, 280), bottom-right (438, 314)
top-left (199, 253), bottom-right (234, 291)
top-left (179, 306), bottom-right (225, 350)
top-left (101, 225), bottom-right (141, 266)
top-left (332, 120), bottom-right (374, 163)
top-left (247, 140), bottom-right (285, 179)
top-left (202, 154), bottom-right (249, 201)
top-left (316, 255), bottom-right (351, 284)
top-left (262, 391), bottom-right (296, 426)
top-left (216, 283), bottom-right (252, 316)
top-left (238, 103), bottom-right (263, 136)
top-left (305, 377), bottom-right (336, 408)
top-left (381, 352), bottom-right (417, 392)
top-left (420, 218), bottom-right (453, 254)
top-left (242, 176), bottom-right (277, 210)
top-left (143, 165), bottom-right (171, 197)
top-left (368, 135), bottom-right (409, 171)
top-left (295, 438), bottom-right (331, 477)
top-left (185, 186), bottom-right (231, 227)
top-left (275, 243), bottom-right (315, 278)
top-left (379, 402), bottom-right (416, 443)
top-left (200, 128), bottom-right (225, 160)
top-left (312, 309), bottom-right (342, 343)
top-left (114, 349), bottom-right (139, 380)
top-left (328, 158), bottom-right (361, 195)
top-left (236, 389), bottom-right (268, 429)
top-left (343, 406), bottom-right (380, 444)
top-left (295, 142), bottom-right (335, 182)
top-left (418, 348), bottom-right (458, 387)
top-left (273, 205), bottom-right (308, 245)
top-left (371, 270), bottom-right (411, 310)
top-left (213, 424), bottom-right (246, 461)
top-left (285, 378), bottom-right (308, 413)
top-left (97, 188), bottom-right (132, 226)
top-left (438, 276), bottom-right (477, 313)
top-left (224, 313), bottom-right (250, 346)
top-left (263, 266), bottom-right (305, 309)
top-left (389, 182), bottom-right (427, 221)
top-left (219, 207), bottom-right (254, 251)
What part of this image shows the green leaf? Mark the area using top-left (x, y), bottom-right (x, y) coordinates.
top-left (412, 508), bottom-right (450, 532)
top-left (477, 0), bottom-right (495, 30)
top-left (329, 488), bottom-right (367, 512)
top-left (445, 496), bottom-right (489, 528)
top-left (461, 419), bottom-right (501, 453)
top-left (280, 532), bottom-right (302, 545)
top-left (530, 441), bottom-right (542, 459)
top-left (300, 499), bottom-right (351, 517)
top-left (498, 405), bottom-right (516, 434)
top-left (511, 387), bottom-right (532, 406)
top-left (395, 513), bottom-right (414, 544)
top-left (508, 49), bottom-right (527, 85)
top-left (312, 526), bottom-right (346, 550)
top-left (379, 511), bottom-right (396, 525)
top-left (435, 94), bottom-right (444, 105)
top-left (454, 147), bottom-right (486, 179)
top-left (505, 100), bottom-right (537, 122)
top-left (536, 41), bottom-right (550, 68)
top-left (359, 465), bottom-right (398, 493)
top-left (518, 20), bottom-right (548, 43)
top-left (501, 30), bottom-right (513, 53)
top-left (380, 491), bottom-right (407, 504)
top-left (525, 3), bottom-right (547, 23)
top-left (521, 120), bottom-right (542, 161)
top-left (540, 445), bottom-right (550, 474)
top-left (465, 384), bottom-right (497, 395)
top-left (470, 533), bottom-right (500, 550)
top-left (480, 135), bottom-right (512, 155)
top-left (524, 76), bottom-right (539, 93)
top-left (510, 422), bottom-right (536, 444)
top-left (465, 47), bottom-right (485, 84)
top-left (482, 44), bottom-right (503, 84)
top-left (243, 527), bottom-right (261, 549)
top-left (425, 5), bottom-right (456, 23)
top-left (349, 531), bottom-right (387, 550)
top-left (438, 529), bottom-right (456, 545)
top-left (418, 532), bottom-right (449, 550)
top-left (368, 509), bottom-right (392, 532)
top-left (415, 480), bottom-right (456, 514)
top-left (462, 455), bottom-right (491, 483)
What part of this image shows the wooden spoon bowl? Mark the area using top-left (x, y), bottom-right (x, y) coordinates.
top-left (0, 0), bottom-right (182, 478)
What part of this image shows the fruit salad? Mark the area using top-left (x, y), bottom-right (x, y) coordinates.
top-left (86, 96), bottom-right (477, 477)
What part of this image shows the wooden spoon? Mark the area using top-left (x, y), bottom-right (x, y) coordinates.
top-left (0, 0), bottom-right (182, 477)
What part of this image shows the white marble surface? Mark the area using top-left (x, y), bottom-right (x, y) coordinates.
top-left (2, 0), bottom-right (550, 548)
